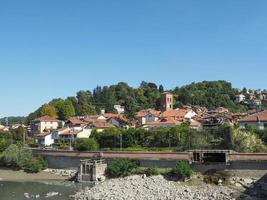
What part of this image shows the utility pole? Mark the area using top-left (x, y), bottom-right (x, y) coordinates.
top-left (120, 133), bottom-right (122, 152)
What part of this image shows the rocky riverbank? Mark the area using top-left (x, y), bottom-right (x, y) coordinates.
top-left (72, 175), bottom-right (237, 200)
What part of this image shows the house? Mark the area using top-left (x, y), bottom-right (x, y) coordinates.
top-left (30, 116), bottom-right (61, 135)
top-left (189, 119), bottom-right (202, 129)
top-left (136, 109), bottom-right (161, 125)
top-left (236, 94), bottom-right (246, 103)
top-left (36, 131), bottom-right (54, 146)
top-left (239, 110), bottom-right (267, 130)
top-left (0, 125), bottom-right (5, 130)
top-left (58, 127), bottom-right (92, 143)
top-left (160, 108), bottom-right (196, 122)
top-left (65, 118), bottom-right (84, 129)
top-left (89, 121), bottom-right (116, 132)
top-left (202, 113), bottom-right (233, 127)
top-left (106, 114), bottom-right (130, 128)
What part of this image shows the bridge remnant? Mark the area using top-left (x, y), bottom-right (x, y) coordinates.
top-left (77, 158), bottom-right (107, 182)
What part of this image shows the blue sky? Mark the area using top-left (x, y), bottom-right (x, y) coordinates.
top-left (0, 0), bottom-right (267, 117)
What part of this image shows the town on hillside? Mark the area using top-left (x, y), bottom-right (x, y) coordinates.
top-left (1, 90), bottom-right (266, 148)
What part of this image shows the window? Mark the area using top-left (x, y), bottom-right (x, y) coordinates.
top-left (264, 123), bottom-right (267, 128)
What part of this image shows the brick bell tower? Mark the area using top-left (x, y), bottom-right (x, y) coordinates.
top-left (160, 92), bottom-right (173, 112)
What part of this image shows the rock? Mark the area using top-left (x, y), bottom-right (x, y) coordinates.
top-left (45, 192), bottom-right (59, 198)
top-left (24, 193), bottom-right (30, 199)
top-left (71, 175), bottom-right (235, 200)
top-left (142, 174), bottom-right (146, 179)
top-left (242, 178), bottom-right (253, 185)
top-left (235, 183), bottom-right (243, 187)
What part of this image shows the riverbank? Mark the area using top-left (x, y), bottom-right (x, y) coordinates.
top-left (72, 170), bottom-right (267, 200)
top-left (0, 168), bottom-right (67, 182)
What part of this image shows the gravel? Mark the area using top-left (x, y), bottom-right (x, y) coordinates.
top-left (72, 175), bottom-right (236, 200)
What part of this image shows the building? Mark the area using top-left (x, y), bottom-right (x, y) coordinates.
top-left (235, 94), bottom-right (246, 103)
top-left (239, 110), bottom-right (267, 130)
top-left (160, 108), bottom-right (196, 122)
top-left (30, 116), bottom-right (60, 135)
top-left (36, 131), bottom-right (54, 146)
top-left (136, 109), bottom-right (161, 125)
top-left (160, 92), bottom-right (173, 112)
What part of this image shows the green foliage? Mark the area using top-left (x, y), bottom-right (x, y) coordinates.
top-left (76, 91), bottom-right (96, 116)
top-left (0, 144), bottom-right (47, 173)
top-left (40, 104), bottom-right (57, 119)
top-left (0, 116), bottom-right (26, 126)
top-left (145, 167), bottom-right (160, 176)
top-left (1, 144), bottom-right (20, 168)
top-left (231, 129), bottom-right (267, 152)
top-left (173, 80), bottom-right (248, 112)
top-left (106, 159), bottom-right (139, 178)
top-left (23, 157), bottom-right (47, 173)
top-left (0, 137), bottom-right (12, 152)
top-left (74, 138), bottom-right (99, 151)
top-left (171, 161), bottom-right (193, 178)
top-left (17, 148), bottom-right (33, 169)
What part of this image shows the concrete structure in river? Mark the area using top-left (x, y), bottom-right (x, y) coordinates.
top-left (78, 158), bottom-right (107, 182)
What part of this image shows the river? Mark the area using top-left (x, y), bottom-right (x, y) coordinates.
top-left (0, 169), bottom-right (90, 200)
top-left (0, 180), bottom-right (84, 200)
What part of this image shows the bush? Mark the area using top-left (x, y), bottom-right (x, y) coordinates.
top-left (145, 167), bottom-right (160, 176)
top-left (23, 157), bottom-right (48, 173)
top-left (1, 144), bottom-right (20, 168)
top-left (74, 138), bottom-right (99, 151)
top-left (106, 159), bottom-right (139, 178)
top-left (171, 161), bottom-right (193, 179)
top-left (18, 148), bottom-right (33, 169)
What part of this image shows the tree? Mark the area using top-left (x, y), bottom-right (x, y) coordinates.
top-left (40, 104), bottom-right (57, 119)
top-left (74, 138), bottom-right (99, 151)
top-left (231, 129), bottom-right (267, 152)
top-left (11, 126), bottom-right (26, 142)
top-left (76, 91), bottom-right (96, 116)
top-left (171, 161), bottom-right (193, 178)
top-left (106, 159), bottom-right (139, 178)
top-left (55, 100), bottom-right (76, 120)
top-left (159, 85), bottom-right (164, 93)
top-left (1, 144), bottom-right (20, 167)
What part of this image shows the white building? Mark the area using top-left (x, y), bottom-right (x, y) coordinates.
top-left (31, 116), bottom-right (61, 135)
top-left (36, 131), bottom-right (54, 146)
top-left (235, 94), bottom-right (246, 103)
top-left (239, 110), bottom-right (267, 130)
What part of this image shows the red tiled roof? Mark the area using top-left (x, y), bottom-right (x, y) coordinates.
top-left (136, 109), bottom-right (161, 117)
top-left (239, 111), bottom-right (267, 122)
top-left (67, 118), bottom-right (83, 125)
top-left (160, 109), bottom-right (189, 119)
top-left (34, 116), bottom-right (59, 122)
top-left (91, 121), bottom-right (116, 129)
top-left (36, 131), bottom-right (51, 137)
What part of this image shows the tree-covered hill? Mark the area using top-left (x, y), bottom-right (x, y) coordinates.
top-left (25, 80), bottom-right (250, 123)
top-left (172, 80), bottom-right (249, 112)
top-left (0, 116), bottom-right (26, 126)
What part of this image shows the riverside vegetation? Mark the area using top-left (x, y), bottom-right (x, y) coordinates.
top-left (73, 124), bottom-right (267, 153)
top-left (0, 126), bottom-right (47, 173)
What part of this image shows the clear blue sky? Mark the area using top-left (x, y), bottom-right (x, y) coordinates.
top-left (0, 0), bottom-right (267, 117)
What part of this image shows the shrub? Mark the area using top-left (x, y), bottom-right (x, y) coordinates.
top-left (23, 157), bottom-right (48, 173)
top-left (1, 144), bottom-right (20, 168)
top-left (18, 148), bottom-right (33, 169)
top-left (74, 138), bottom-right (99, 151)
top-left (171, 161), bottom-right (193, 179)
top-left (145, 167), bottom-right (160, 176)
top-left (106, 159), bottom-right (139, 178)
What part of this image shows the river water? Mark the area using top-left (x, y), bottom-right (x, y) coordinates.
top-left (0, 180), bottom-right (86, 200)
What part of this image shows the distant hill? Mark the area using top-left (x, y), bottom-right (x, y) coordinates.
top-left (0, 116), bottom-right (26, 126)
